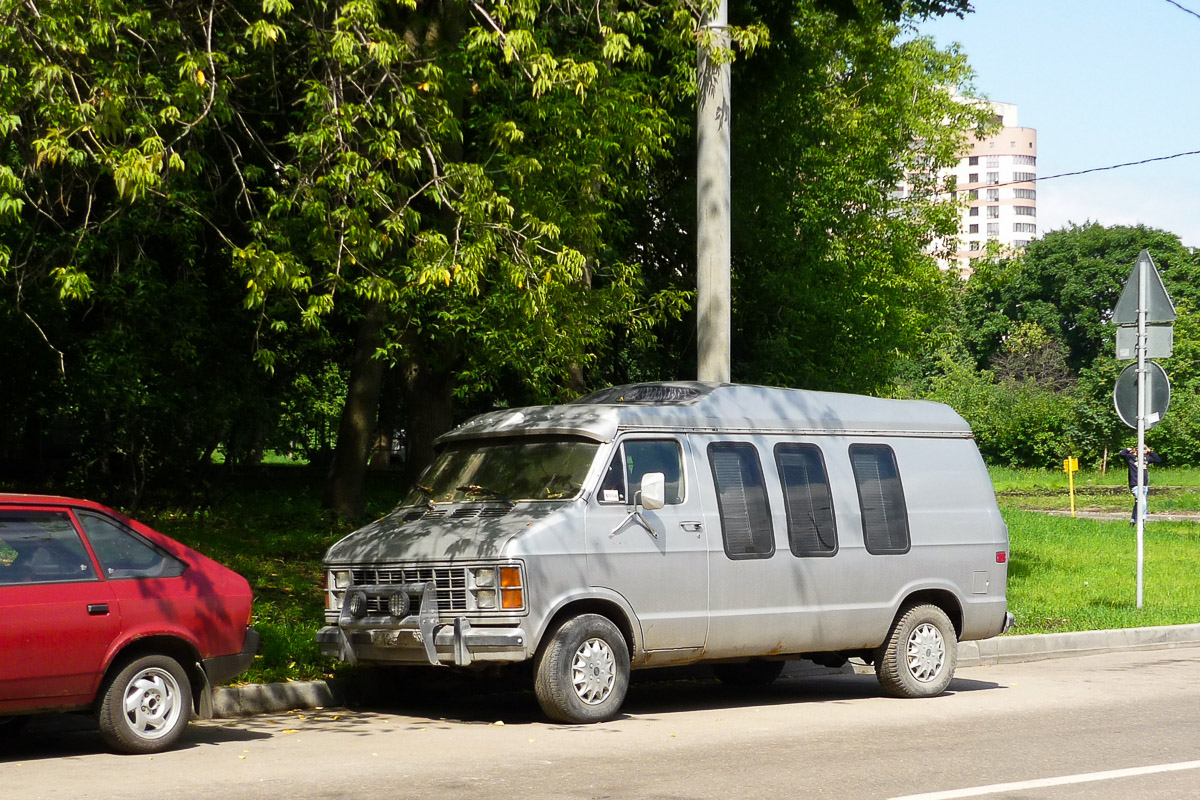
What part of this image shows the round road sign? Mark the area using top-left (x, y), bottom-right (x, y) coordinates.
top-left (1114, 361), bottom-right (1171, 430)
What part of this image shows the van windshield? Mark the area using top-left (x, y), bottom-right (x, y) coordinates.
top-left (403, 437), bottom-right (601, 505)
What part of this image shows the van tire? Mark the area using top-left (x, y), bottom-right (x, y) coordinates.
top-left (534, 614), bottom-right (630, 723)
top-left (875, 603), bottom-right (957, 699)
top-left (712, 660), bottom-right (785, 687)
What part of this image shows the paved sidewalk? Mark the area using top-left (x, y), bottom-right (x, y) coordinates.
top-left (212, 622), bottom-right (1200, 717)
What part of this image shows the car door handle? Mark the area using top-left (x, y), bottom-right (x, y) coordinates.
top-left (87, 603), bottom-right (110, 616)
top-left (680, 521), bottom-right (703, 532)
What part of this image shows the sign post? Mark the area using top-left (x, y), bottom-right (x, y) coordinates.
top-left (1063, 457), bottom-right (1079, 518)
top-left (1113, 250), bottom-right (1176, 609)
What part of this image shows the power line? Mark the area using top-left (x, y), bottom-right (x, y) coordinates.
top-left (1163, 0), bottom-right (1200, 22)
top-left (992, 148), bottom-right (1200, 188)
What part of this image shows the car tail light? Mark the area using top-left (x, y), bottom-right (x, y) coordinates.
top-left (996, 551), bottom-right (1008, 564)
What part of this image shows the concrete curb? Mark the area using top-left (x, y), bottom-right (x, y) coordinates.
top-left (211, 624), bottom-right (1200, 717)
top-left (213, 679), bottom-right (344, 718)
top-left (958, 622), bottom-right (1200, 667)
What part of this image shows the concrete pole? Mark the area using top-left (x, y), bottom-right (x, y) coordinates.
top-left (696, 0), bottom-right (731, 383)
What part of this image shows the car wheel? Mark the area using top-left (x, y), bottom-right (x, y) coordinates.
top-left (712, 660), bottom-right (786, 687)
top-left (97, 654), bottom-right (193, 754)
top-left (875, 603), bottom-right (957, 699)
top-left (534, 614), bottom-right (630, 723)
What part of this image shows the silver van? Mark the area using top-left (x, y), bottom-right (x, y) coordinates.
top-left (317, 382), bottom-right (1012, 722)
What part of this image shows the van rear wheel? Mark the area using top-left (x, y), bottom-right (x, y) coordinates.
top-left (876, 603), bottom-right (957, 698)
top-left (534, 614), bottom-right (630, 723)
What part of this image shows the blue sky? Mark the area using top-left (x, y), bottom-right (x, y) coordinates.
top-left (918, 0), bottom-right (1200, 247)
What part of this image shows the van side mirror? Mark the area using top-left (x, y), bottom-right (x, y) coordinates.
top-left (640, 472), bottom-right (665, 511)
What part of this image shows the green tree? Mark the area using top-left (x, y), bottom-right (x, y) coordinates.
top-left (930, 223), bottom-right (1200, 468)
top-left (0, 0), bottom-right (706, 511)
top-left (720, 1), bottom-right (991, 393)
top-left (960, 223), bottom-right (1200, 372)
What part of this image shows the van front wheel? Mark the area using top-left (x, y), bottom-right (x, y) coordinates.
top-left (534, 614), bottom-right (630, 723)
top-left (876, 604), bottom-right (957, 699)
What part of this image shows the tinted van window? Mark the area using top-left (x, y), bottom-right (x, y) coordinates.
top-left (775, 443), bottom-right (837, 557)
top-left (708, 442), bottom-right (774, 559)
top-left (849, 444), bottom-right (910, 554)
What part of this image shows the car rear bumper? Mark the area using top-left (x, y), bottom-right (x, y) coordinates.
top-left (202, 628), bottom-right (260, 686)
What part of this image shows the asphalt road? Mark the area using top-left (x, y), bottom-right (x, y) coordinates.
top-left (5, 647), bottom-right (1200, 800)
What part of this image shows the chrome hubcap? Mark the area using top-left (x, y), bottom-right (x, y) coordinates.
top-left (122, 667), bottom-right (182, 739)
top-left (906, 622), bottom-right (945, 683)
top-left (571, 637), bottom-right (616, 705)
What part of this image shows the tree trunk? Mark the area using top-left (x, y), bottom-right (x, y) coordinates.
top-left (401, 357), bottom-right (455, 482)
top-left (323, 300), bottom-right (388, 517)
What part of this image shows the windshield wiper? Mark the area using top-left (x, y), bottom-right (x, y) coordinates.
top-left (413, 483), bottom-right (436, 510)
top-left (455, 484), bottom-right (515, 505)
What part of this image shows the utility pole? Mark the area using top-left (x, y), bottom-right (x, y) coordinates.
top-left (696, 0), bottom-right (731, 383)
top-left (1135, 251), bottom-right (1148, 608)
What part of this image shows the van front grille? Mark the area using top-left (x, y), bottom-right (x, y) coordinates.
top-left (351, 564), bottom-right (468, 613)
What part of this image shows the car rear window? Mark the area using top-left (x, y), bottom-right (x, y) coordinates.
top-left (0, 511), bottom-right (98, 585)
top-left (76, 512), bottom-right (186, 580)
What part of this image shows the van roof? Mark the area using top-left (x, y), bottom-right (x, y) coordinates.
top-left (438, 382), bottom-right (972, 445)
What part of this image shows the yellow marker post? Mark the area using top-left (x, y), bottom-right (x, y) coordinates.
top-left (1063, 457), bottom-right (1079, 517)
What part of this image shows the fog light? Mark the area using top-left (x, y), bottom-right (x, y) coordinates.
top-left (346, 591), bottom-right (368, 619)
top-left (388, 592), bottom-right (411, 618)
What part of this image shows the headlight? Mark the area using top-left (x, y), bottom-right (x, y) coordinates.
top-left (470, 565), bottom-right (523, 611)
top-left (332, 570), bottom-right (351, 589)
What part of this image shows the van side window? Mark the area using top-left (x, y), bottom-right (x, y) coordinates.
top-left (598, 439), bottom-right (685, 505)
top-left (849, 444), bottom-right (910, 554)
top-left (774, 444), bottom-right (837, 557)
top-left (708, 443), bottom-right (774, 559)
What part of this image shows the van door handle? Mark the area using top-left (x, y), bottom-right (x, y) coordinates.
top-left (680, 521), bottom-right (703, 532)
top-left (87, 603), bottom-right (109, 616)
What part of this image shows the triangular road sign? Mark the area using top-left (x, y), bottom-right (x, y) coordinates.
top-left (1114, 250), bottom-right (1177, 324)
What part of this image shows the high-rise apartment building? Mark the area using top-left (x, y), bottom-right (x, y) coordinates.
top-left (946, 100), bottom-right (1038, 273)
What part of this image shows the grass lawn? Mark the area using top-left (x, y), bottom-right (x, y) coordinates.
top-left (993, 465), bottom-right (1200, 634)
top-left (990, 465), bottom-right (1200, 513)
top-left (1003, 507), bottom-right (1200, 633)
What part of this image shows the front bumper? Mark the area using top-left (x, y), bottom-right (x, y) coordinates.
top-left (317, 620), bottom-right (528, 667)
top-left (317, 581), bottom-right (528, 667)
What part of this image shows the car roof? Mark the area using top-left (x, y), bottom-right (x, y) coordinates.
top-left (0, 494), bottom-right (117, 513)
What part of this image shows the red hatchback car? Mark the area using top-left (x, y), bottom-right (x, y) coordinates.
top-left (0, 494), bottom-right (258, 753)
